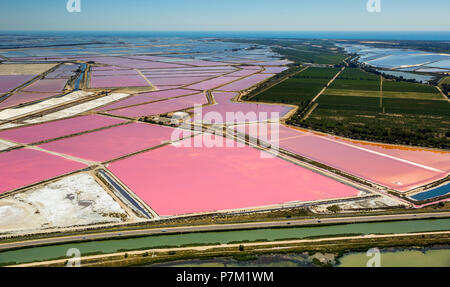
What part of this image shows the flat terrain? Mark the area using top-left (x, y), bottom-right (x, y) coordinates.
top-left (237, 123), bottom-right (450, 192)
top-left (228, 38), bottom-right (347, 65)
top-left (0, 63), bottom-right (56, 75)
top-left (0, 35), bottom-right (448, 265)
top-left (1, 212), bottom-right (449, 252)
top-left (0, 173), bottom-right (130, 235)
top-left (108, 135), bottom-right (359, 216)
top-left (252, 67), bottom-right (339, 110)
top-left (284, 68), bottom-right (450, 149)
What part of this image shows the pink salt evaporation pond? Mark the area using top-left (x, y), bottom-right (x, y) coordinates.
top-left (254, 60), bottom-right (293, 66)
top-left (0, 114), bottom-right (125, 144)
top-left (91, 69), bottom-right (138, 77)
top-left (0, 148), bottom-right (86, 194)
top-left (108, 135), bottom-right (360, 216)
top-left (224, 69), bottom-right (259, 77)
top-left (97, 89), bottom-right (199, 111)
top-left (239, 123), bottom-right (449, 192)
top-left (185, 76), bottom-right (240, 90)
top-left (196, 92), bottom-right (292, 124)
top-left (80, 56), bottom-right (186, 69)
top-left (146, 76), bottom-right (212, 87)
top-left (39, 122), bottom-right (191, 162)
top-left (218, 74), bottom-right (275, 92)
top-left (175, 60), bottom-right (228, 67)
top-left (340, 139), bottom-right (450, 173)
top-left (22, 79), bottom-right (68, 93)
top-left (90, 75), bottom-right (150, 88)
top-left (0, 75), bottom-right (36, 94)
top-left (108, 93), bottom-right (207, 118)
top-left (0, 92), bottom-right (57, 110)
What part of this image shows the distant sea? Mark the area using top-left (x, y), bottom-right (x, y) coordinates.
top-left (1, 31), bottom-right (450, 41)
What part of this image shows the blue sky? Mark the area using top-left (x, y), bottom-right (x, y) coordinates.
top-left (1, 0), bottom-right (449, 31)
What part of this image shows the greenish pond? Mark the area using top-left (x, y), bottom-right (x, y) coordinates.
top-left (337, 247), bottom-right (450, 267)
top-left (153, 254), bottom-right (315, 267)
top-left (1, 218), bottom-right (449, 265)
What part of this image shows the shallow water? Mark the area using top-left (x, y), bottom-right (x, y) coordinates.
top-left (0, 218), bottom-right (449, 265)
top-left (338, 247), bottom-right (450, 267)
top-left (375, 70), bottom-right (434, 83)
top-left (338, 44), bottom-right (450, 71)
top-left (156, 246), bottom-right (450, 267)
top-left (152, 254), bottom-right (314, 267)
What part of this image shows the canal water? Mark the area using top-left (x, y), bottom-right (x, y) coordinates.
top-left (411, 183), bottom-right (450, 201)
top-left (0, 218), bottom-right (449, 265)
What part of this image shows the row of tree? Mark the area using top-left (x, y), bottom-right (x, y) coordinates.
top-left (287, 116), bottom-right (450, 150)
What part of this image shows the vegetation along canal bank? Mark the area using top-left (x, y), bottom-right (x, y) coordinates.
top-left (1, 218), bottom-right (449, 266)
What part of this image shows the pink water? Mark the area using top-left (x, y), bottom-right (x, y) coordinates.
top-left (91, 69), bottom-right (139, 77)
top-left (280, 135), bottom-right (442, 191)
top-left (22, 79), bottom-right (67, 92)
top-left (0, 148), bottom-right (86, 194)
top-left (140, 67), bottom-right (236, 73)
top-left (218, 74), bottom-right (275, 91)
top-left (0, 92), bottom-right (57, 110)
top-left (126, 55), bottom-right (182, 62)
top-left (197, 92), bottom-right (292, 124)
top-left (0, 115), bottom-right (125, 144)
top-left (0, 75), bottom-right (36, 93)
top-left (238, 124), bottom-right (450, 192)
top-left (108, 135), bottom-right (360, 216)
top-left (240, 66), bottom-right (262, 70)
top-left (90, 75), bottom-right (151, 88)
top-left (155, 85), bottom-right (184, 90)
top-left (336, 139), bottom-right (450, 174)
top-left (145, 73), bottom-right (224, 78)
top-left (185, 76), bottom-right (240, 90)
top-left (108, 93), bottom-right (207, 118)
top-left (97, 89), bottom-right (196, 111)
top-left (225, 69), bottom-right (259, 77)
top-left (91, 67), bottom-right (130, 71)
top-left (39, 123), bottom-right (190, 162)
top-left (146, 76), bottom-right (212, 86)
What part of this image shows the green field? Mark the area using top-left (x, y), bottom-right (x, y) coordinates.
top-left (440, 77), bottom-right (450, 85)
top-left (284, 68), bottom-right (450, 149)
top-left (252, 67), bottom-right (339, 109)
top-left (274, 46), bottom-right (347, 65)
top-left (382, 80), bottom-right (439, 94)
top-left (327, 68), bottom-right (380, 91)
top-left (324, 89), bottom-right (442, 100)
top-left (226, 38), bottom-right (347, 65)
top-left (325, 68), bottom-right (442, 99)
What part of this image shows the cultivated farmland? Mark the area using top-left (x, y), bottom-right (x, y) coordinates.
top-left (251, 67), bottom-right (340, 110)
